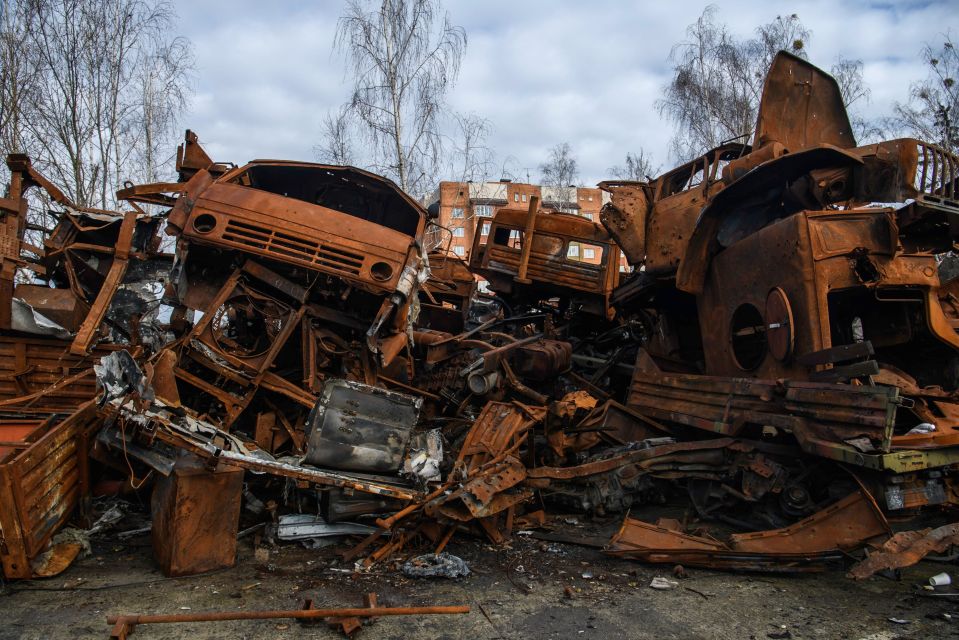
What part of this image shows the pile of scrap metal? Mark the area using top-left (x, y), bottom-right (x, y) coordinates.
top-left (0, 152), bottom-right (171, 579)
top-left (597, 51), bottom-right (959, 575)
top-left (2, 50), bottom-right (959, 584)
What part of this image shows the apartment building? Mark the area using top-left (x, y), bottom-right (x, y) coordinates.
top-left (427, 179), bottom-right (621, 268)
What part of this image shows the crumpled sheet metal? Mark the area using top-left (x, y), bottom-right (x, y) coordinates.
top-left (426, 401), bottom-right (543, 525)
top-left (10, 298), bottom-right (72, 339)
top-left (607, 489), bottom-right (890, 572)
top-left (274, 514), bottom-right (377, 541)
top-left (108, 396), bottom-right (422, 503)
top-left (848, 522), bottom-right (959, 579)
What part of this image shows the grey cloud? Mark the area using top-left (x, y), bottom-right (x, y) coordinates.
top-left (171, 0), bottom-right (958, 188)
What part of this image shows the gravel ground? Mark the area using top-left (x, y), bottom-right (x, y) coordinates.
top-left (1, 515), bottom-right (957, 640)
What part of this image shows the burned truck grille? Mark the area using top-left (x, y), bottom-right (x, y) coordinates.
top-left (916, 142), bottom-right (959, 204)
top-left (221, 219), bottom-right (364, 275)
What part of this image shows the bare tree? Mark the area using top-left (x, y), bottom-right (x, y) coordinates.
top-left (132, 33), bottom-right (193, 184)
top-left (0, 0), bottom-right (193, 209)
top-left (539, 142), bottom-right (579, 207)
top-left (448, 111), bottom-right (493, 183)
top-left (315, 105), bottom-right (357, 166)
top-left (496, 154), bottom-right (520, 182)
top-left (830, 56), bottom-right (884, 143)
top-left (333, 0), bottom-right (466, 197)
top-left (894, 35), bottom-right (958, 153)
top-left (607, 150), bottom-right (659, 182)
top-left (658, 8), bottom-right (877, 161)
top-left (657, 8), bottom-right (810, 161)
top-left (0, 0), bottom-right (39, 166)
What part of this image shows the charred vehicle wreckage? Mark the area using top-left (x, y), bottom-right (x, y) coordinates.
top-left (2, 51), bottom-right (959, 633)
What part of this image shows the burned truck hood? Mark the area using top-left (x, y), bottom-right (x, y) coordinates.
top-left (753, 51), bottom-right (856, 153)
top-left (167, 161), bottom-right (426, 296)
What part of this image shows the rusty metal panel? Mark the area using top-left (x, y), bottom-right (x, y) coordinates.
top-left (753, 51), bottom-right (856, 151)
top-left (0, 402), bottom-right (98, 579)
top-left (626, 367), bottom-right (900, 455)
top-left (304, 379), bottom-right (421, 474)
top-left (470, 209), bottom-right (618, 318)
top-left (597, 182), bottom-right (650, 265)
top-left (849, 522), bottom-right (959, 579)
top-left (512, 339), bottom-right (572, 380)
top-left (0, 337), bottom-right (125, 410)
top-left (608, 490), bottom-right (888, 572)
top-left (13, 285), bottom-right (89, 332)
top-left (150, 455), bottom-right (244, 577)
top-left (728, 489), bottom-right (889, 553)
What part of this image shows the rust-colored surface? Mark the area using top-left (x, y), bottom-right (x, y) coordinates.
top-left (419, 251), bottom-right (477, 333)
top-left (0, 420), bottom-right (45, 460)
top-left (626, 365), bottom-right (901, 461)
top-left (69, 210), bottom-right (137, 355)
top-left (847, 522), bottom-right (959, 579)
top-left (608, 489), bottom-right (888, 572)
top-left (0, 337), bottom-right (118, 410)
top-left (150, 454), bottom-right (244, 577)
top-left (753, 51), bottom-right (856, 152)
top-left (5, 47), bottom-right (959, 591)
top-left (106, 599), bottom-right (469, 639)
top-left (469, 208), bottom-right (620, 318)
top-left (727, 489), bottom-right (890, 554)
top-left (12, 285), bottom-right (89, 332)
top-left (0, 401), bottom-right (99, 579)
top-left (168, 162), bottom-right (425, 296)
top-left (600, 143), bottom-right (746, 276)
top-left (427, 401), bottom-right (542, 530)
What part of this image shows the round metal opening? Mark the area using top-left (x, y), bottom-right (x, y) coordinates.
top-left (370, 261), bottom-right (394, 282)
top-left (730, 303), bottom-right (767, 370)
top-left (192, 213), bottom-right (217, 234)
top-left (210, 294), bottom-right (287, 359)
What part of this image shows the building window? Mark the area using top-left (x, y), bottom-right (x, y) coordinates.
top-left (481, 222), bottom-right (491, 235)
top-left (475, 205), bottom-right (493, 217)
top-left (513, 193), bottom-right (519, 202)
top-left (583, 248), bottom-right (595, 259)
top-left (453, 227), bottom-right (465, 237)
top-left (567, 244), bottom-right (580, 258)
top-left (522, 194), bottom-right (527, 202)
top-left (588, 196), bottom-right (593, 202)
top-left (451, 207), bottom-right (464, 218)
top-left (453, 246), bottom-right (465, 256)
top-left (582, 213), bottom-right (593, 221)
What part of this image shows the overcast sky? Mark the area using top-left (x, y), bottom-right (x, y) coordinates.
top-left (171, 0), bottom-right (957, 189)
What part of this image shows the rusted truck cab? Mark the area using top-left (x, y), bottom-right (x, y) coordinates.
top-left (673, 54), bottom-right (959, 388)
top-left (619, 51), bottom-right (959, 479)
top-left (115, 133), bottom-right (432, 428)
top-left (600, 142), bottom-right (747, 277)
top-left (167, 160), bottom-right (426, 301)
top-left (468, 208), bottom-right (621, 319)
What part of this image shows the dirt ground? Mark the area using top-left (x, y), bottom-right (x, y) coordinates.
top-left (0, 513), bottom-right (957, 640)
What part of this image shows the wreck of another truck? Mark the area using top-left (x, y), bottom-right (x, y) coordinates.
top-left (599, 51), bottom-right (959, 526)
top-left (468, 205), bottom-right (621, 321)
top-left (115, 133), bottom-right (431, 437)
